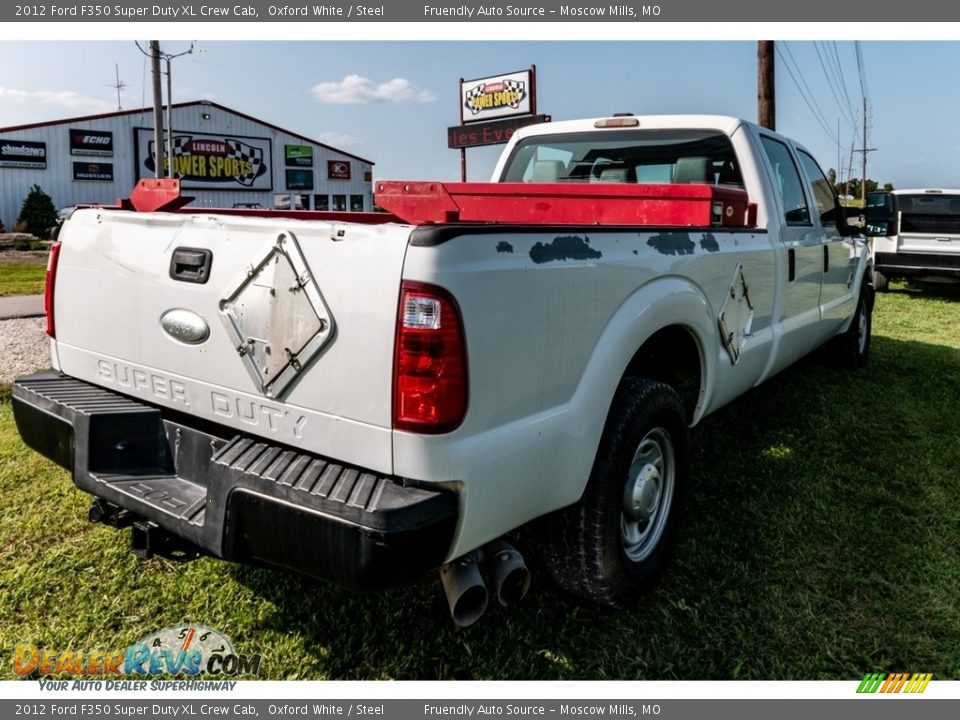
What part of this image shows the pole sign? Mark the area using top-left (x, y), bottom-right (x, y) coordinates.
top-left (72, 161), bottom-right (114, 182)
top-left (0, 139), bottom-right (46, 168)
top-left (70, 128), bottom-right (113, 157)
top-left (135, 128), bottom-right (272, 190)
top-left (448, 114), bottom-right (551, 149)
top-left (460, 69), bottom-right (534, 124)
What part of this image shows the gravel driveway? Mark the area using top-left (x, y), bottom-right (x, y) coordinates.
top-left (0, 317), bottom-right (51, 384)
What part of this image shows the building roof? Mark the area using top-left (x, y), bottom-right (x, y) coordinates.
top-left (0, 100), bottom-right (374, 165)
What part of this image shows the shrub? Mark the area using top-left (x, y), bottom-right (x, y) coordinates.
top-left (17, 184), bottom-right (57, 239)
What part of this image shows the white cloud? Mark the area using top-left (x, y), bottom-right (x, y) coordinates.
top-left (310, 75), bottom-right (435, 105)
top-left (316, 131), bottom-right (362, 148)
top-left (0, 86), bottom-right (112, 113)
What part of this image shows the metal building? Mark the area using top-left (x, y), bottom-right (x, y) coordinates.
top-left (0, 100), bottom-right (374, 227)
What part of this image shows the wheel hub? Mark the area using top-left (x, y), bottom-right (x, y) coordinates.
top-left (624, 463), bottom-right (661, 523)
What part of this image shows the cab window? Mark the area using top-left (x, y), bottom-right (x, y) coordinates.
top-left (760, 136), bottom-right (810, 226)
top-left (797, 150), bottom-right (838, 228)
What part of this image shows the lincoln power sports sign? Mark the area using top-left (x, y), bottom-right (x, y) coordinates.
top-left (460, 69), bottom-right (533, 124)
top-left (135, 128), bottom-right (272, 190)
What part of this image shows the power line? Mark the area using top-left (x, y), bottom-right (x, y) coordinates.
top-left (830, 41), bottom-right (858, 126)
top-left (813, 41), bottom-right (856, 131)
top-left (776, 43), bottom-right (839, 145)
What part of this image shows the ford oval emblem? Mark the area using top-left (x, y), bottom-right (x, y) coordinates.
top-left (160, 309), bottom-right (210, 345)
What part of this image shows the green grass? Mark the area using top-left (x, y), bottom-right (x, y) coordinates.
top-left (1, 282), bottom-right (958, 680)
top-left (0, 262), bottom-right (45, 297)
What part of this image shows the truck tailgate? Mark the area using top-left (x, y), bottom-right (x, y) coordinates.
top-left (51, 208), bottom-right (411, 473)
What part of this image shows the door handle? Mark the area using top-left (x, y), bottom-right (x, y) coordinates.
top-left (169, 247), bottom-right (213, 284)
top-left (823, 245), bottom-right (829, 273)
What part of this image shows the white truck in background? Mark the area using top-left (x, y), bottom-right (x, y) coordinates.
top-left (14, 115), bottom-right (873, 626)
top-left (866, 189), bottom-right (960, 290)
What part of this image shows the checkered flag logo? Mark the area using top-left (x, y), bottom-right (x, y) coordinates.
top-left (463, 79), bottom-right (527, 115)
top-left (463, 83), bottom-right (486, 115)
top-left (501, 79), bottom-right (525, 106)
top-left (224, 139), bottom-right (264, 186)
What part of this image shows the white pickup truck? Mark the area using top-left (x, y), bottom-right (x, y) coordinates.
top-left (14, 114), bottom-right (873, 625)
top-left (866, 189), bottom-right (960, 290)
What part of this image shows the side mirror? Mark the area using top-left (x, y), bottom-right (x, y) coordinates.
top-left (834, 203), bottom-right (863, 237)
top-left (864, 193), bottom-right (895, 237)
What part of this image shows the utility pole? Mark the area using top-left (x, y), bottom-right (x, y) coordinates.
top-left (758, 41), bottom-right (775, 130)
top-left (856, 97), bottom-right (877, 208)
top-left (149, 41), bottom-right (164, 179)
top-left (160, 43), bottom-right (194, 179)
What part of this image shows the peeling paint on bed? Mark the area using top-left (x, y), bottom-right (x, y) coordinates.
top-left (647, 232), bottom-right (696, 256)
top-left (529, 235), bottom-right (603, 264)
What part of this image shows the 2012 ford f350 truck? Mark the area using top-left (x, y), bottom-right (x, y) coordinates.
top-left (13, 115), bottom-right (873, 625)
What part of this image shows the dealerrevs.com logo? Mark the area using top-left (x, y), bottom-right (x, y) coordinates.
top-left (14, 625), bottom-right (261, 678)
top-left (857, 672), bottom-right (933, 694)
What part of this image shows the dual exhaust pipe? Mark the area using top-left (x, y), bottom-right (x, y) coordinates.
top-left (439, 539), bottom-right (531, 627)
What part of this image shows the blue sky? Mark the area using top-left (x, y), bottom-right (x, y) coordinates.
top-left (1, 40), bottom-right (958, 188)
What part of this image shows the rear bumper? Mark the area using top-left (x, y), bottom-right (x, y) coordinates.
top-left (875, 251), bottom-right (960, 279)
top-left (12, 372), bottom-right (457, 590)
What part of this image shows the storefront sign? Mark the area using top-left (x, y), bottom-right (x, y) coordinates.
top-left (286, 168), bottom-right (314, 190)
top-left (0, 139), bottom-right (46, 168)
top-left (72, 161), bottom-right (114, 182)
top-left (327, 160), bottom-right (351, 180)
top-left (70, 128), bottom-right (113, 157)
top-left (285, 145), bottom-right (313, 167)
top-left (460, 69), bottom-right (534, 124)
top-left (135, 128), bottom-right (272, 190)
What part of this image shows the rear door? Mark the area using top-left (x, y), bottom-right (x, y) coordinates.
top-left (758, 133), bottom-right (823, 360)
top-left (796, 148), bottom-right (858, 332)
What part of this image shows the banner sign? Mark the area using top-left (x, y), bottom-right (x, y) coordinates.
top-left (460, 69), bottom-right (533, 123)
top-left (284, 144), bottom-right (313, 167)
top-left (70, 128), bottom-right (113, 157)
top-left (72, 161), bottom-right (114, 182)
top-left (327, 160), bottom-right (351, 180)
top-left (286, 168), bottom-right (314, 190)
top-left (136, 128), bottom-right (272, 190)
top-left (0, 139), bottom-right (46, 168)
top-left (448, 114), bottom-right (551, 149)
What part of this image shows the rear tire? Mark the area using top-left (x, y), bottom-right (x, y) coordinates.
top-left (873, 268), bottom-right (890, 293)
top-left (543, 378), bottom-right (688, 608)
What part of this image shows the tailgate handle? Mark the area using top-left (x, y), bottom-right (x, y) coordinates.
top-left (170, 247), bottom-right (212, 284)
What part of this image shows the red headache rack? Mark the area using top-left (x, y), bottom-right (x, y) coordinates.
top-left (375, 181), bottom-right (757, 228)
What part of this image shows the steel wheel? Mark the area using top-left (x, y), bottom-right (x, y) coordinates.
top-left (542, 378), bottom-right (689, 607)
top-left (620, 427), bottom-right (675, 563)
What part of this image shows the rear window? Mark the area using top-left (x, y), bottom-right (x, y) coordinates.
top-left (898, 193), bottom-right (960, 234)
top-left (499, 129), bottom-right (743, 187)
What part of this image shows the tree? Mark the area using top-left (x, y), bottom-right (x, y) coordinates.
top-left (17, 184), bottom-right (57, 239)
top-left (832, 178), bottom-right (894, 200)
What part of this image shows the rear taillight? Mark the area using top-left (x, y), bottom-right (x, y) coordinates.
top-left (393, 281), bottom-right (467, 433)
top-left (45, 241), bottom-right (62, 338)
